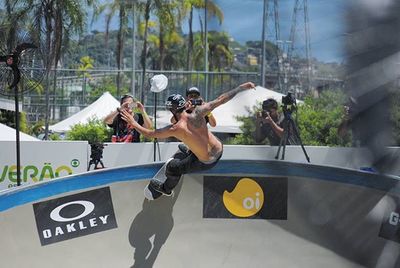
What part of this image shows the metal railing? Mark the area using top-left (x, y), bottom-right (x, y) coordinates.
top-left (13, 68), bottom-right (342, 123)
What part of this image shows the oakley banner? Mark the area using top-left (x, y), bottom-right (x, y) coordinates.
top-left (33, 187), bottom-right (117, 246)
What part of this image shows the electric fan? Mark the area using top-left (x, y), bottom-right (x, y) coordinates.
top-left (0, 32), bottom-right (46, 186)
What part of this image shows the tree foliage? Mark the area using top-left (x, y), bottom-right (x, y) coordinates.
top-left (0, 110), bottom-right (29, 134)
top-left (296, 90), bottom-right (351, 146)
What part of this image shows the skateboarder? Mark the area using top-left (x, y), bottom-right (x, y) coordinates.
top-left (120, 82), bottom-right (256, 199)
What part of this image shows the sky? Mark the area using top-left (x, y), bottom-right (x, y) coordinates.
top-left (91, 0), bottom-right (347, 63)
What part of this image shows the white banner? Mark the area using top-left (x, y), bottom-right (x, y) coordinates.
top-left (1, 140), bottom-right (400, 192)
top-left (0, 141), bottom-right (88, 190)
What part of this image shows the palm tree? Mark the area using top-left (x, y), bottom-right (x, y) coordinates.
top-left (1, 1), bottom-right (32, 53)
top-left (29, 0), bottom-right (95, 139)
top-left (192, 31), bottom-right (233, 71)
top-left (153, 0), bottom-right (176, 70)
top-left (207, 31), bottom-right (233, 72)
top-left (181, 0), bottom-right (223, 71)
top-left (137, 0), bottom-right (174, 101)
top-left (139, 0), bottom-right (151, 103)
top-left (93, 0), bottom-right (130, 97)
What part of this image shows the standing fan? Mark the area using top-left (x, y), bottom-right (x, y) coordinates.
top-left (0, 33), bottom-right (46, 186)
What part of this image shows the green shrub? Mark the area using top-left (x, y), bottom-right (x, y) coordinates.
top-left (66, 118), bottom-right (112, 143)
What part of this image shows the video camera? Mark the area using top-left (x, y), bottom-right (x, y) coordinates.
top-left (191, 99), bottom-right (203, 106)
top-left (89, 142), bottom-right (107, 161)
top-left (88, 142), bottom-right (107, 170)
top-left (282, 92), bottom-right (296, 106)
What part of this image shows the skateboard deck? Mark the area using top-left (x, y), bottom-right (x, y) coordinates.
top-left (144, 159), bottom-right (172, 200)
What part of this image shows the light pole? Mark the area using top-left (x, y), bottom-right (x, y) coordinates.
top-left (131, 0), bottom-right (147, 97)
top-left (204, 0), bottom-right (209, 100)
top-left (131, 2), bottom-right (136, 97)
top-left (260, 0), bottom-right (267, 87)
top-left (277, 40), bottom-right (292, 93)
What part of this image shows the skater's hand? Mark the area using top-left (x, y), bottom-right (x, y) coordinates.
top-left (120, 109), bottom-right (138, 127)
top-left (239, 82), bottom-right (256, 90)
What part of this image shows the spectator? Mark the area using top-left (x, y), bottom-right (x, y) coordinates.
top-left (170, 87), bottom-right (217, 127)
top-left (255, 98), bottom-right (292, 145)
top-left (338, 96), bottom-right (361, 146)
top-left (104, 94), bottom-right (152, 143)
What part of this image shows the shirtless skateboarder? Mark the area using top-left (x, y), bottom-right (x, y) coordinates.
top-left (121, 81), bottom-right (256, 200)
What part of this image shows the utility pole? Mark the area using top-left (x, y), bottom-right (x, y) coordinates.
top-left (260, 0), bottom-right (267, 87)
top-left (204, 0), bottom-right (209, 101)
top-left (277, 40), bottom-right (292, 93)
top-left (288, 0), bottom-right (312, 95)
top-left (260, 0), bottom-right (282, 91)
top-left (131, 2), bottom-right (136, 97)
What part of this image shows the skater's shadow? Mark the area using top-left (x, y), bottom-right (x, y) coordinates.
top-left (129, 180), bottom-right (183, 268)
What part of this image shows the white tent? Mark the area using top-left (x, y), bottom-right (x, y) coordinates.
top-left (50, 92), bottom-right (120, 132)
top-left (0, 123), bottom-right (39, 141)
top-left (156, 86), bottom-right (300, 134)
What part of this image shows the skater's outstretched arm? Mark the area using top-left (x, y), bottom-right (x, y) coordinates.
top-left (120, 110), bottom-right (177, 139)
top-left (195, 82), bottom-right (256, 117)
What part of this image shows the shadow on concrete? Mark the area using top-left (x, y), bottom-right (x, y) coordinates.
top-left (128, 179), bottom-right (183, 268)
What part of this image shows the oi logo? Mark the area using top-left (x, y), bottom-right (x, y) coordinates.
top-left (222, 178), bottom-right (264, 217)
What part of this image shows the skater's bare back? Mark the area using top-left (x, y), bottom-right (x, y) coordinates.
top-left (121, 82), bottom-right (256, 163)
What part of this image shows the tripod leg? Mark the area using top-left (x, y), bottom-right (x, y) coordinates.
top-left (275, 122), bottom-right (287, 159)
top-left (291, 119), bottom-right (311, 163)
top-left (275, 119), bottom-right (289, 159)
top-left (281, 122), bottom-right (291, 160)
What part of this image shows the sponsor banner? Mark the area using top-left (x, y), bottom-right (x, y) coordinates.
top-left (0, 141), bottom-right (87, 190)
top-left (33, 187), bottom-right (117, 246)
top-left (203, 176), bottom-right (287, 219)
top-left (379, 195), bottom-right (400, 243)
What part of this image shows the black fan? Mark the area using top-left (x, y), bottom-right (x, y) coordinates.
top-left (0, 32), bottom-right (46, 187)
top-left (0, 40), bottom-right (45, 96)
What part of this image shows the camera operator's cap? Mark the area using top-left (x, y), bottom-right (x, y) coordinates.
top-left (186, 87), bottom-right (201, 97)
top-left (262, 98), bottom-right (278, 110)
top-left (166, 94), bottom-right (186, 113)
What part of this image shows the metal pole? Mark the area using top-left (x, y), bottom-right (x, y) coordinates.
top-left (204, 0), bottom-right (209, 100)
top-left (131, 3), bottom-right (136, 97)
top-left (260, 0), bottom-right (267, 87)
top-left (44, 71), bottom-right (50, 140)
top-left (14, 87), bottom-right (21, 186)
top-left (153, 92), bottom-right (157, 162)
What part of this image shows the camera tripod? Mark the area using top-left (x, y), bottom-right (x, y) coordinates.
top-left (275, 105), bottom-right (310, 162)
top-left (87, 143), bottom-right (106, 171)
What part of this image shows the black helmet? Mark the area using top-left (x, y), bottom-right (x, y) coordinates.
top-left (186, 87), bottom-right (201, 97)
top-left (166, 94), bottom-right (186, 113)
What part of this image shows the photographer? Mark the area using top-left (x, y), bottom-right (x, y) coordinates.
top-left (104, 94), bottom-right (152, 143)
top-left (255, 98), bottom-right (286, 146)
top-left (338, 96), bottom-right (361, 146)
top-left (170, 87), bottom-right (217, 127)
